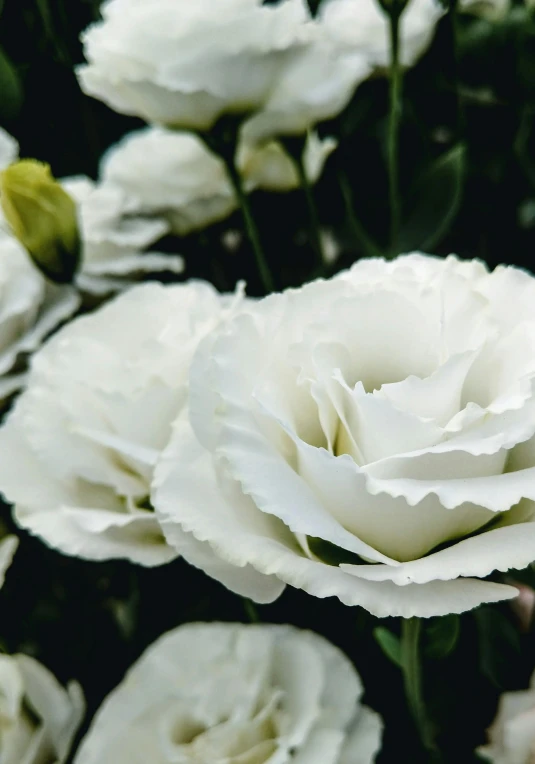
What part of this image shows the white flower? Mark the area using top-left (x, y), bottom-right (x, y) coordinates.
top-left (62, 176), bottom-right (183, 295)
top-left (479, 670), bottom-right (535, 764)
top-left (0, 128), bottom-right (18, 171)
top-left (238, 130), bottom-right (338, 193)
top-left (154, 254), bottom-right (535, 617)
top-left (319, 0), bottom-right (445, 69)
top-left (77, 0), bottom-right (368, 138)
top-left (100, 129), bottom-right (237, 236)
top-left (73, 622), bottom-right (383, 764)
top-left (100, 126), bottom-right (337, 236)
top-left (0, 232), bottom-right (80, 399)
top-left (0, 652), bottom-right (84, 764)
top-left (0, 281), bottom-right (239, 567)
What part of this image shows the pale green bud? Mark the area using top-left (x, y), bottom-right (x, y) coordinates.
top-left (0, 160), bottom-right (80, 283)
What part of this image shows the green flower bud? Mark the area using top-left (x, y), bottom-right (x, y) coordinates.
top-left (0, 160), bottom-right (80, 283)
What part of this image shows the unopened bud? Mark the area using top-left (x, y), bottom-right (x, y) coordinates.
top-left (0, 160), bottom-right (80, 283)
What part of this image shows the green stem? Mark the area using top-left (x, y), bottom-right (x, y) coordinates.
top-left (401, 618), bottom-right (435, 753)
top-left (338, 171), bottom-right (383, 258)
top-left (449, 0), bottom-right (465, 138)
top-left (291, 151), bottom-right (325, 273)
top-left (223, 157), bottom-right (274, 294)
top-left (387, 6), bottom-right (403, 254)
top-left (243, 599), bottom-right (260, 623)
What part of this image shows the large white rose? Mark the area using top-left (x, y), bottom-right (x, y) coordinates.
top-left (77, 0), bottom-right (368, 138)
top-left (154, 254), bottom-right (535, 617)
top-left (62, 176), bottom-right (183, 295)
top-left (0, 281), bottom-right (240, 567)
top-left (479, 670), bottom-right (535, 764)
top-left (0, 232), bottom-right (80, 399)
top-left (0, 652), bottom-right (84, 764)
top-left (100, 126), bottom-right (337, 236)
top-left (74, 622), bottom-right (383, 764)
top-left (319, 0), bottom-right (445, 69)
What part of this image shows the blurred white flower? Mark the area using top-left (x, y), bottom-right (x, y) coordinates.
top-left (155, 254), bottom-right (535, 617)
top-left (0, 652), bottom-right (84, 764)
top-left (78, 0), bottom-right (369, 138)
top-left (0, 128), bottom-right (18, 170)
top-left (74, 622), bottom-right (383, 764)
top-left (100, 126), bottom-right (337, 235)
top-left (479, 670), bottom-right (535, 764)
top-left (319, 0), bottom-right (445, 70)
top-left (62, 176), bottom-right (183, 294)
top-left (100, 129), bottom-right (236, 236)
top-left (238, 130), bottom-right (338, 192)
top-left (0, 282), bottom-right (242, 567)
top-left (0, 232), bottom-right (79, 399)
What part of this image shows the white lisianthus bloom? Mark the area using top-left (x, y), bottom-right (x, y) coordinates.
top-left (155, 254), bottom-right (535, 618)
top-left (0, 653), bottom-right (84, 764)
top-left (319, 0), bottom-right (445, 70)
top-left (100, 126), bottom-right (337, 236)
top-left (74, 623), bottom-right (383, 764)
top-left (0, 232), bottom-right (80, 399)
top-left (238, 130), bottom-right (338, 193)
top-left (479, 670), bottom-right (535, 764)
top-left (0, 281), bottom-right (242, 567)
top-left (77, 0), bottom-right (369, 138)
top-left (62, 177), bottom-right (183, 295)
top-left (0, 128), bottom-right (18, 170)
top-left (0, 131), bottom-right (79, 399)
top-left (100, 129), bottom-right (236, 237)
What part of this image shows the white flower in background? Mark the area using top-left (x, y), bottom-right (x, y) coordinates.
top-left (155, 254), bottom-right (535, 617)
top-left (319, 0), bottom-right (445, 70)
top-left (62, 177), bottom-right (183, 295)
top-left (74, 622), bottom-right (383, 764)
top-left (238, 130), bottom-right (338, 193)
top-left (479, 670), bottom-right (535, 764)
top-left (100, 126), bottom-right (337, 236)
top-left (100, 129), bottom-right (236, 237)
top-left (0, 128), bottom-right (18, 170)
top-left (78, 0), bottom-right (369, 138)
top-left (0, 281), bottom-right (241, 567)
top-left (0, 652), bottom-right (84, 764)
top-left (0, 232), bottom-right (80, 399)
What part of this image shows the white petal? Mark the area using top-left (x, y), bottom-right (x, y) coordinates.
top-left (16, 505), bottom-right (175, 567)
top-left (343, 518), bottom-right (535, 586)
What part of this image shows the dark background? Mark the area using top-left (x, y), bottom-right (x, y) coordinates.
top-left (1, 1), bottom-right (535, 761)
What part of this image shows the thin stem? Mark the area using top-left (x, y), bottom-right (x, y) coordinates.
top-left (243, 599), bottom-right (260, 623)
top-left (290, 151), bottom-right (325, 273)
top-left (338, 171), bottom-right (383, 258)
top-left (223, 157), bottom-right (275, 294)
top-left (401, 618), bottom-right (435, 754)
top-left (449, 0), bottom-right (465, 138)
top-left (387, 6), bottom-right (403, 254)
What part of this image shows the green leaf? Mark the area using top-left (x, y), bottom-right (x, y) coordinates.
top-left (0, 45), bottom-right (23, 121)
top-left (374, 627), bottom-right (403, 669)
top-left (475, 607), bottom-right (521, 689)
top-left (398, 144), bottom-right (466, 252)
top-left (425, 615), bottom-right (461, 660)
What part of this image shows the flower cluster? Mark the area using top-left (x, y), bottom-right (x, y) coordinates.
top-left (1, 0), bottom-right (535, 762)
